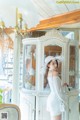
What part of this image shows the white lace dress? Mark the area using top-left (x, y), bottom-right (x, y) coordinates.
top-left (47, 76), bottom-right (65, 117)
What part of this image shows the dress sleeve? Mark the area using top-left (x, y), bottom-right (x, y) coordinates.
top-left (53, 77), bottom-right (64, 102)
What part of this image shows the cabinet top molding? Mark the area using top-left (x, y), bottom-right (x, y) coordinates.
top-left (23, 29), bottom-right (75, 44)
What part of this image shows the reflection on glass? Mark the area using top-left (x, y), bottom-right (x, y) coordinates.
top-left (24, 45), bottom-right (36, 90)
top-left (44, 45), bottom-right (62, 89)
top-left (69, 46), bottom-right (75, 88)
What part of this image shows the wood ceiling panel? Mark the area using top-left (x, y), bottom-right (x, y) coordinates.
top-left (75, 4), bottom-right (80, 9)
top-left (32, 0), bottom-right (56, 18)
top-left (32, 0), bottom-right (69, 18)
top-left (43, 0), bottom-right (62, 15)
top-left (65, 4), bottom-right (77, 11)
top-left (55, 4), bottom-right (68, 13)
top-left (32, 0), bottom-right (80, 20)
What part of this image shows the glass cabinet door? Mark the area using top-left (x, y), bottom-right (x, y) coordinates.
top-left (43, 45), bottom-right (62, 90)
top-left (69, 45), bottom-right (76, 88)
top-left (23, 44), bottom-right (36, 90)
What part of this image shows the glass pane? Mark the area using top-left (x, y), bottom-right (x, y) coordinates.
top-left (24, 45), bottom-right (36, 90)
top-left (69, 46), bottom-right (75, 88)
top-left (44, 45), bottom-right (62, 89)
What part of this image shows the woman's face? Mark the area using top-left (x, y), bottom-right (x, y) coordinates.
top-left (48, 60), bottom-right (58, 70)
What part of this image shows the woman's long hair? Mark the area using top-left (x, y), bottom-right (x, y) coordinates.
top-left (44, 60), bottom-right (58, 87)
top-left (44, 61), bottom-right (52, 87)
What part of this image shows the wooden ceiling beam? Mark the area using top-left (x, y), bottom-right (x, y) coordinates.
top-left (39, 10), bottom-right (80, 24)
top-left (28, 9), bottom-right (80, 32)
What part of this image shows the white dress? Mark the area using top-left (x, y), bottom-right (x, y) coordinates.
top-left (47, 76), bottom-right (65, 117)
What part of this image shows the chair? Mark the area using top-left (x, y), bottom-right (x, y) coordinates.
top-left (0, 104), bottom-right (21, 120)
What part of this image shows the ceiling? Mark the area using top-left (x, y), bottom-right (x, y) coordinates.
top-left (0, 0), bottom-right (80, 29)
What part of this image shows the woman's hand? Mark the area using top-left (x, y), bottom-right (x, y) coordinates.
top-left (62, 83), bottom-right (71, 91)
top-left (62, 83), bottom-right (69, 87)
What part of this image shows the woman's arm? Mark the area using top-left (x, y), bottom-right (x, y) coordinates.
top-left (53, 77), bottom-right (65, 101)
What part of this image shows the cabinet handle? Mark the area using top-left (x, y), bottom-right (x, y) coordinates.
top-left (38, 110), bottom-right (40, 114)
top-left (32, 109), bottom-right (35, 113)
top-left (69, 108), bottom-right (71, 112)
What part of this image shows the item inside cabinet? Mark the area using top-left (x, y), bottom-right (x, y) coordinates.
top-left (69, 46), bottom-right (75, 88)
top-left (69, 76), bottom-right (75, 88)
top-left (69, 46), bottom-right (75, 70)
top-left (25, 45), bottom-right (36, 89)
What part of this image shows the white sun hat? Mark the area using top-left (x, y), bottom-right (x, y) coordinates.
top-left (40, 55), bottom-right (63, 74)
top-left (45, 56), bottom-right (55, 66)
top-left (45, 55), bottom-right (64, 66)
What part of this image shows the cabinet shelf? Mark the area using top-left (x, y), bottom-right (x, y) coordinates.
top-left (4, 67), bottom-right (13, 69)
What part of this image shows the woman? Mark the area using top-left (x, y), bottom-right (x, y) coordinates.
top-left (45, 56), bottom-right (67, 120)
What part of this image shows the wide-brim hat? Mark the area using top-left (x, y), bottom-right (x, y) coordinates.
top-left (40, 55), bottom-right (63, 74)
top-left (45, 56), bottom-right (55, 67)
top-left (45, 55), bottom-right (63, 67)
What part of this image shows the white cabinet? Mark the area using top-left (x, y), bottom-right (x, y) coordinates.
top-left (20, 91), bottom-right (50, 120)
top-left (36, 94), bottom-right (50, 120)
top-left (66, 91), bottom-right (79, 120)
top-left (20, 91), bottom-right (36, 120)
top-left (69, 95), bottom-right (79, 120)
top-left (20, 29), bottom-right (79, 120)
